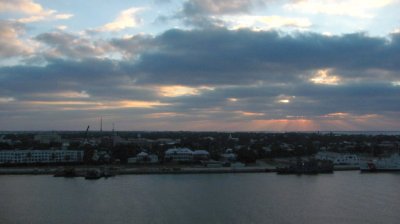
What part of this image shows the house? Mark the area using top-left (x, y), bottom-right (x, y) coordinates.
top-left (165, 148), bottom-right (193, 162)
top-left (128, 151), bottom-right (159, 164)
top-left (220, 148), bottom-right (237, 162)
top-left (192, 150), bottom-right (210, 161)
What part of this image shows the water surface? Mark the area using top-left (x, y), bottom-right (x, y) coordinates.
top-left (0, 172), bottom-right (399, 224)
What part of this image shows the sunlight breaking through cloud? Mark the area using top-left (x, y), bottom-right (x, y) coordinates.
top-left (310, 69), bottom-right (341, 85)
top-left (158, 85), bottom-right (214, 97)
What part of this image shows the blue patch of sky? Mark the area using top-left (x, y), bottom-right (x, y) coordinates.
top-left (33, 0), bottom-right (182, 35)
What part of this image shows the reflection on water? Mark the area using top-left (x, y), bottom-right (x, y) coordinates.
top-left (0, 172), bottom-right (399, 224)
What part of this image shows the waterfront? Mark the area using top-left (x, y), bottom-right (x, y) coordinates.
top-left (0, 172), bottom-right (399, 224)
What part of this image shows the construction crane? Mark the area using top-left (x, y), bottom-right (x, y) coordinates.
top-left (84, 125), bottom-right (90, 144)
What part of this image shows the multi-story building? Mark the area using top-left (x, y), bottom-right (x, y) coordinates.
top-left (0, 150), bottom-right (83, 164)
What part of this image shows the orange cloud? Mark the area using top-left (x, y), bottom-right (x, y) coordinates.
top-left (251, 119), bottom-right (319, 131)
top-left (1, 0), bottom-right (74, 23)
top-left (23, 100), bottom-right (170, 110)
top-left (34, 91), bottom-right (90, 98)
top-left (0, 0), bottom-right (43, 14)
top-left (158, 85), bottom-right (214, 97)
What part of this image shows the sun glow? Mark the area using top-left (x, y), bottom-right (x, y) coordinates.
top-left (235, 111), bottom-right (265, 116)
top-left (276, 95), bottom-right (295, 104)
top-left (25, 100), bottom-right (170, 110)
top-left (228, 98), bottom-right (238, 102)
top-left (310, 69), bottom-right (341, 85)
top-left (158, 85), bottom-right (214, 97)
top-left (251, 119), bottom-right (319, 131)
top-left (34, 91), bottom-right (90, 98)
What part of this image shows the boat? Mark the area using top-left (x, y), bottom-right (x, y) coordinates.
top-left (359, 153), bottom-right (400, 172)
top-left (315, 152), bottom-right (360, 169)
top-left (276, 158), bottom-right (333, 175)
top-left (54, 167), bottom-right (77, 177)
top-left (85, 169), bottom-right (102, 179)
top-left (101, 167), bottom-right (116, 178)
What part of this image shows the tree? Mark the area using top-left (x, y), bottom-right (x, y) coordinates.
top-left (237, 149), bottom-right (257, 164)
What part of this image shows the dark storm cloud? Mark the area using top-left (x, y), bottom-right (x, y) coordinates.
top-left (1, 58), bottom-right (124, 91)
top-left (3, 28), bottom-right (400, 88)
top-left (130, 29), bottom-right (400, 85)
top-left (0, 58), bottom-right (156, 102)
top-left (29, 28), bottom-right (400, 87)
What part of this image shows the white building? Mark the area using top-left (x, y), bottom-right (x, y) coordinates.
top-left (128, 151), bottom-right (159, 164)
top-left (0, 150), bottom-right (83, 164)
top-left (315, 151), bottom-right (360, 165)
top-left (165, 148), bottom-right (193, 162)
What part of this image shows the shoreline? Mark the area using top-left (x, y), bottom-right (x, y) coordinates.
top-left (0, 165), bottom-right (361, 175)
top-left (0, 166), bottom-right (274, 175)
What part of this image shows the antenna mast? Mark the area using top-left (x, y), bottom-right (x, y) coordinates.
top-left (100, 117), bottom-right (103, 132)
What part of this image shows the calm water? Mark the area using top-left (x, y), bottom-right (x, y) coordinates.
top-left (0, 171), bottom-right (399, 224)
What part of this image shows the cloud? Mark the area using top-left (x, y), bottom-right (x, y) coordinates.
top-left (99, 7), bottom-right (144, 32)
top-left (110, 34), bottom-right (155, 58)
top-left (180, 0), bottom-right (267, 28)
top-left (2, 28), bottom-right (400, 130)
top-left (0, 21), bottom-right (34, 59)
top-left (0, 97), bottom-right (15, 103)
top-left (16, 11), bottom-right (73, 23)
top-left (220, 15), bottom-right (312, 30)
top-left (130, 29), bottom-right (400, 86)
top-left (33, 91), bottom-right (91, 99)
top-left (392, 28), bottom-right (400, 34)
top-left (285, 0), bottom-right (395, 18)
top-left (0, 0), bottom-right (43, 14)
top-left (23, 100), bottom-right (170, 110)
top-left (157, 85), bottom-right (214, 97)
top-left (183, 0), bottom-right (263, 15)
top-left (35, 31), bottom-right (115, 59)
top-left (56, 25), bottom-right (68, 31)
top-left (0, 0), bottom-right (74, 23)
top-left (309, 69), bottom-right (341, 85)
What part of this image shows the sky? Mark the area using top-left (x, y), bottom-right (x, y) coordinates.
top-left (1, 0), bottom-right (400, 131)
